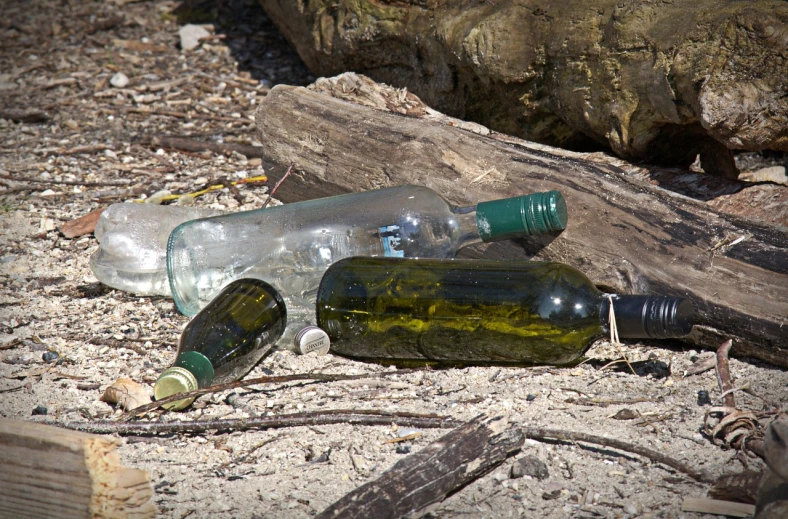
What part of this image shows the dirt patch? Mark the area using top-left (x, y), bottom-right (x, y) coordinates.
top-left (0, 1), bottom-right (785, 518)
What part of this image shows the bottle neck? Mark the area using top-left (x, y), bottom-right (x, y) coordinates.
top-left (453, 205), bottom-right (485, 250)
top-left (173, 350), bottom-right (215, 388)
top-left (599, 295), bottom-right (694, 339)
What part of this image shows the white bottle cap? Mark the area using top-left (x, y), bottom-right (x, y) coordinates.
top-left (294, 326), bottom-right (330, 356)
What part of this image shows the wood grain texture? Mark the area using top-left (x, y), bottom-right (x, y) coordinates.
top-left (315, 415), bottom-right (523, 518)
top-left (255, 75), bottom-right (788, 367)
top-left (0, 419), bottom-right (155, 519)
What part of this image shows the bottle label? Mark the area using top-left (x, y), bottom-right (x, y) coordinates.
top-left (379, 225), bottom-right (404, 257)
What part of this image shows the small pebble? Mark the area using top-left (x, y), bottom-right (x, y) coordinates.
top-left (541, 482), bottom-right (563, 500)
top-left (42, 350), bottom-right (59, 363)
top-left (697, 390), bottom-right (712, 406)
top-left (397, 427), bottom-right (421, 438)
top-left (32, 405), bottom-right (48, 415)
top-left (110, 72), bottom-right (129, 88)
top-left (623, 502), bottom-right (638, 515)
top-left (179, 24), bottom-right (210, 51)
top-left (395, 444), bottom-right (412, 455)
top-left (612, 408), bottom-right (638, 420)
top-left (510, 455), bottom-right (549, 480)
top-left (526, 393), bottom-right (537, 401)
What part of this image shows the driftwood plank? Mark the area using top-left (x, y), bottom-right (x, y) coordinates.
top-left (0, 418), bottom-right (155, 519)
top-left (315, 415), bottom-right (523, 518)
top-left (255, 74), bottom-right (788, 367)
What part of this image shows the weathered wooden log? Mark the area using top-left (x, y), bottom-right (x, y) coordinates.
top-left (315, 415), bottom-right (523, 518)
top-left (255, 73), bottom-right (788, 367)
top-left (0, 418), bottom-right (155, 518)
top-left (258, 0), bottom-right (788, 173)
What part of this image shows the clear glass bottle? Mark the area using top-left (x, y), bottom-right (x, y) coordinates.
top-left (154, 278), bottom-right (286, 410)
top-left (316, 257), bottom-right (694, 367)
top-left (91, 203), bottom-right (225, 296)
top-left (167, 185), bottom-right (567, 344)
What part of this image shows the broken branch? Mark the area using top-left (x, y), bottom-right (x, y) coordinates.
top-left (260, 162), bottom-right (293, 209)
top-left (0, 173), bottom-right (131, 187)
top-left (716, 339), bottom-right (736, 408)
top-left (120, 367), bottom-right (430, 418)
top-left (150, 135), bottom-right (264, 158)
top-left (316, 415), bottom-right (523, 519)
top-left (58, 409), bottom-right (461, 436)
top-left (520, 426), bottom-right (714, 483)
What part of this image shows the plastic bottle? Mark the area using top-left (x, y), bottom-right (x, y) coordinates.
top-left (154, 278), bottom-right (286, 410)
top-left (167, 185), bottom-right (568, 342)
top-left (315, 257), bottom-right (694, 367)
top-left (91, 203), bottom-right (225, 295)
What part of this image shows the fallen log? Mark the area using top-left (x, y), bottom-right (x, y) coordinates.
top-left (0, 418), bottom-right (155, 518)
top-left (255, 73), bottom-right (788, 367)
top-left (258, 0), bottom-right (788, 172)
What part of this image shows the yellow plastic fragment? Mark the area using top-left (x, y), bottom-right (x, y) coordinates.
top-left (134, 174), bottom-right (268, 203)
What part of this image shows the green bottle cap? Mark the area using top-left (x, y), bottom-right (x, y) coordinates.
top-left (154, 351), bottom-right (215, 410)
top-left (475, 190), bottom-right (567, 242)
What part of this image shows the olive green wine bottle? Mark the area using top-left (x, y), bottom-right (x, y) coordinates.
top-left (316, 257), bottom-right (694, 367)
top-left (154, 278), bottom-right (286, 410)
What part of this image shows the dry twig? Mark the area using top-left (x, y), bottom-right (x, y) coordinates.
top-left (120, 367), bottom-right (429, 418)
top-left (0, 109), bottom-right (50, 123)
top-left (716, 339), bottom-right (736, 408)
top-left (128, 107), bottom-right (254, 124)
top-left (261, 162), bottom-right (293, 209)
top-left (520, 426), bottom-right (714, 483)
top-left (703, 339), bottom-right (767, 457)
top-left (0, 173), bottom-right (131, 187)
top-left (150, 135), bottom-right (264, 158)
top-left (58, 409), bottom-right (461, 436)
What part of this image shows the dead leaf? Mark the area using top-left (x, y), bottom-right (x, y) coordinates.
top-left (101, 377), bottom-right (152, 411)
top-left (59, 207), bottom-right (106, 238)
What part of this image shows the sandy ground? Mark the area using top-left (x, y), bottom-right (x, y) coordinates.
top-left (1, 1), bottom-right (786, 518)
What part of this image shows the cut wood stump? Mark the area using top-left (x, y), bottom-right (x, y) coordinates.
top-left (255, 73), bottom-right (788, 367)
top-left (0, 418), bottom-right (155, 519)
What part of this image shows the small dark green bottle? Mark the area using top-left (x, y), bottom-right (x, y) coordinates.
top-left (316, 257), bottom-right (694, 367)
top-left (154, 278), bottom-right (287, 410)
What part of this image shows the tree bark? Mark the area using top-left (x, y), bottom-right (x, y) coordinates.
top-left (255, 73), bottom-right (788, 367)
top-left (258, 0), bottom-right (788, 174)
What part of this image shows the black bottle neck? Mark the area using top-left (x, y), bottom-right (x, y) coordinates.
top-left (600, 295), bottom-right (694, 339)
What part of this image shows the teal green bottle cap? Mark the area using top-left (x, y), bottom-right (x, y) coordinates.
top-left (153, 350), bottom-right (216, 410)
top-left (172, 350), bottom-right (215, 388)
top-left (475, 190), bottom-right (567, 242)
